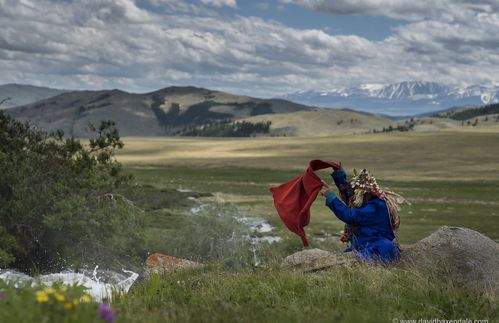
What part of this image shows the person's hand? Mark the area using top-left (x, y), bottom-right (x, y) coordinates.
top-left (320, 180), bottom-right (332, 197)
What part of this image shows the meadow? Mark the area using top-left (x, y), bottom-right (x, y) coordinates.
top-left (117, 129), bottom-right (499, 322)
top-left (118, 129), bottom-right (499, 245)
top-left (113, 129), bottom-right (499, 322)
top-left (2, 129), bottom-right (498, 322)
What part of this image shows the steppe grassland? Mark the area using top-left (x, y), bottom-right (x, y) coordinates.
top-left (117, 129), bottom-right (499, 246)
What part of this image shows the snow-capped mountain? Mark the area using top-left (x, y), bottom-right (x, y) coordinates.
top-left (375, 81), bottom-right (451, 100)
top-left (281, 81), bottom-right (499, 116)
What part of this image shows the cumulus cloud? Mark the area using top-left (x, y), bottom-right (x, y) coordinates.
top-left (0, 0), bottom-right (498, 96)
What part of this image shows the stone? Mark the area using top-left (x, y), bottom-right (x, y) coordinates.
top-left (402, 226), bottom-right (499, 292)
top-left (281, 248), bottom-right (356, 272)
top-left (145, 253), bottom-right (202, 274)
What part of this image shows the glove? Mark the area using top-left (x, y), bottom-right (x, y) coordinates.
top-left (331, 167), bottom-right (348, 187)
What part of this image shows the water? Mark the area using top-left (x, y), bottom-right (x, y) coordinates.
top-left (237, 216), bottom-right (274, 233)
top-left (252, 236), bottom-right (282, 244)
top-left (185, 188), bottom-right (282, 266)
top-left (0, 267), bottom-right (138, 302)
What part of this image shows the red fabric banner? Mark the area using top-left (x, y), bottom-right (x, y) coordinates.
top-left (269, 160), bottom-right (340, 247)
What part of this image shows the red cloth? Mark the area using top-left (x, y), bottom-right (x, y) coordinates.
top-left (269, 160), bottom-right (340, 247)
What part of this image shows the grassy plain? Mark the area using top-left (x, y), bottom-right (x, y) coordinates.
top-left (117, 129), bottom-right (499, 245)
top-left (111, 129), bottom-right (499, 322)
top-left (118, 128), bottom-right (499, 181)
top-left (4, 129), bottom-right (498, 323)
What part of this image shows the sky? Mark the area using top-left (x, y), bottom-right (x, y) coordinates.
top-left (1, 0), bottom-right (499, 97)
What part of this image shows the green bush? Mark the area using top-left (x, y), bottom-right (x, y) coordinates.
top-left (0, 112), bottom-right (144, 272)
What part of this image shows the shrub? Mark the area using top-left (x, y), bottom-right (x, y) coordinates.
top-left (0, 112), bottom-right (144, 272)
top-left (178, 120), bottom-right (272, 137)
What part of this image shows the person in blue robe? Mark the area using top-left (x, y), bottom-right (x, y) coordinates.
top-left (320, 167), bottom-right (407, 263)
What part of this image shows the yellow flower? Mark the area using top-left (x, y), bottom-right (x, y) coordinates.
top-left (44, 287), bottom-right (56, 294)
top-left (60, 286), bottom-right (68, 292)
top-left (80, 294), bottom-right (91, 303)
top-left (36, 291), bottom-right (49, 303)
top-left (73, 299), bottom-right (79, 305)
top-left (64, 302), bottom-right (73, 310)
top-left (54, 293), bottom-right (65, 302)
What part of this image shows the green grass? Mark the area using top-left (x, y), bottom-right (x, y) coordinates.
top-left (115, 264), bottom-right (497, 323)
top-left (3, 132), bottom-right (499, 322)
top-left (0, 283), bottom-right (103, 323)
top-left (110, 144), bottom-right (499, 322)
top-left (126, 166), bottom-right (499, 245)
top-left (3, 265), bottom-right (497, 323)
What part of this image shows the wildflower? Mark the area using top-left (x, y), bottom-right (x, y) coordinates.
top-left (36, 291), bottom-right (49, 303)
top-left (98, 303), bottom-right (116, 323)
top-left (54, 293), bottom-right (65, 302)
top-left (80, 294), bottom-right (91, 303)
top-left (73, 299), bottom-right (79, 305)
top-left (44, 287), bottom-right (56, 294)
top-left (0, 291), bottom-right (5, 300)
top-left (60, 286), bottom-right (68, 292)
top-left (64, 302), bottom-right (73, 310)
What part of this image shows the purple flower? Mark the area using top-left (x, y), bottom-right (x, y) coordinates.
top-left (0, 291), bottom-right (4, 300)
top-left (98, 303), bottom-right (116, 323)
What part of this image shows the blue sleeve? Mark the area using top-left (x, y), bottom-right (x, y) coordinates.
top-left (326, 196), bottom-right (383, 226)
top-left (325, 191), bottom-right (337, 206)
top-left (331, 168), bottom-right (350, 203)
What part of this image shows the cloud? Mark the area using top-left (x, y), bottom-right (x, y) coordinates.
top-left (281, 0), bottom-right (499, 21)
top-left (199, 0), bottom-right (237, 8)
top-left (256, 2), bottom-right (271, 10)
top-left (0, 0), bottom-right (498, 97)
top-left (144, 0), bottom-right (229, 14)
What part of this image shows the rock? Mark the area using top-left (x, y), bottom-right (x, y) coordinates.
top-left (402, 226), bottom-right (499, 292)
top-left (281, 248), bottom-right (356, 272)
top-left (145, 253), bottom-right (202, 275)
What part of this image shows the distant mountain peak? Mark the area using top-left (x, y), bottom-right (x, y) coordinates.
top-left (375, 81), bottom-right (451, 100)
top-left (281, 81), bottom-right (499, 116)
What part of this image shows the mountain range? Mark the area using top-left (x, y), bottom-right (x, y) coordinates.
top-left (2, 82), bottom-right (498, 138)
top-left (281, 81), bottom-right (499, 116)
top-left (5, 85), bottom-right (343, 137)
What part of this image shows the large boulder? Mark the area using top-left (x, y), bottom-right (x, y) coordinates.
top-left (145, 253), bottom-right (202, 275)
top-left (402, 226), bottom-right (499, 292)
top-left (281, 248), bottom-right (356, 272)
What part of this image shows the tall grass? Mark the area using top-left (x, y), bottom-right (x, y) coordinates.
top-left (113, 264), bottom-right (498, 323)
top-left (2, 262), bottom-right (496, 322)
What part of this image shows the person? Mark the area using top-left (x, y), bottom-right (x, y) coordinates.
top-left (319, 167), bottom-right (408, 263)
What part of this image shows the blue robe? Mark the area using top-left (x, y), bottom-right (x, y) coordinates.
top-left (325, 170), bottom-right (400, 263)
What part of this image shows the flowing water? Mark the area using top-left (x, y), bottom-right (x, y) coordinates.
top-left (186, 192), bottom-right (282, 266)
top-left (0, 267), bottom-right (138, 302)
top-left (0, 191), bottom-right (279, 296)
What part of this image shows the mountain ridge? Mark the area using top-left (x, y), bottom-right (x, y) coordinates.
top-left (281, 81), bottom-right (499, 116)
top-left (0, 84), bottom-right (68, 109)
top-left (5, 85), bottom-right (330, 137)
